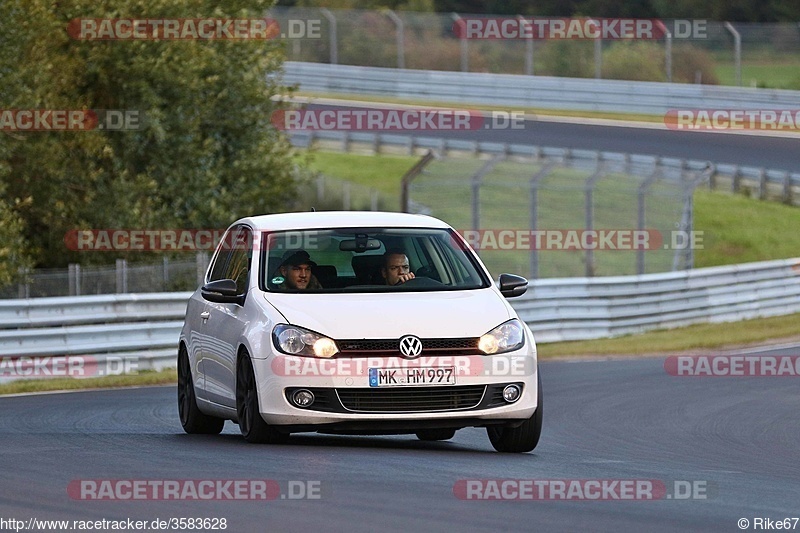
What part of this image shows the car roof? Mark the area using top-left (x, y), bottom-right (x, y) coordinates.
top-left (236, 211), bottom-right (452, 231)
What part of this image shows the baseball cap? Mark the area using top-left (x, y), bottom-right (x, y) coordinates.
top-left (280, 250), bottom-right (317, 268)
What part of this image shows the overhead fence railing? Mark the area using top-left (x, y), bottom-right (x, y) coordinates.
top-left (1, 258), bottom-right (799, 382)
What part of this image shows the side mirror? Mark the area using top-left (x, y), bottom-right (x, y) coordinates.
top-left (498, 273), bottom-right (528, 298)
top-left (201, 279), bottom-right (244, 305)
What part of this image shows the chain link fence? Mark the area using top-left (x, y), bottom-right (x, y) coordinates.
top-left (405, 153), bottom-right (708, 279)
top-left (271, 7), bottom-right (800, 88)
top-left (2, 256), bottom-right (209, 299)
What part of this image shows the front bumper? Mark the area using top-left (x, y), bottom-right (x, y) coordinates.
top-left (252, 353), bottom-right (538, 428)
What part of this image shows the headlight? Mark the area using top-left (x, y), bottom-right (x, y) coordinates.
top-left (272, 324), bottom-right (339, 358)
top-left (479, 319), bottom-right (525, 355)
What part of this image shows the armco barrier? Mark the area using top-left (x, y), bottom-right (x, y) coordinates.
top-left (282, 62), bottom-right (800, 116)
top-left (1, 258), bottom-right (799, 381)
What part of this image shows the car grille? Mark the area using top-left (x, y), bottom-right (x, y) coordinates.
top-left (336, 337), bottom-right (481, 356)
top-left (336, 385), bottom-right (486, 413)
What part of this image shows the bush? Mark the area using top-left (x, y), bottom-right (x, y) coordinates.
top-left (602, 42), bottom-right (667, 82)
top-left (537, 41), bottom-right (594, 78)
top-left (671, 44), bottom-right (719, 84)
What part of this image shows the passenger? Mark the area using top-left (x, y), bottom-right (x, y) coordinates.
top-left (276, 250), bottom-right (322, 290)
top-left (381, 249), bottom-right (415, 286)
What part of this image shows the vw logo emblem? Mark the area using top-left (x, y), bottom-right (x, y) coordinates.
top-left (398, 335), bottom-right (423, 358)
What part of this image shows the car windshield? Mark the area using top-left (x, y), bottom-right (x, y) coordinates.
top-left (262, 227), bottom-right (490, 293)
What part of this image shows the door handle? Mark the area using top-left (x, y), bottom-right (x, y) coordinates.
top-left (200, 311), bottom-right (210, 319)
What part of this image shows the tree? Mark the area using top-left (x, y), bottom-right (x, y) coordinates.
top-left (0, 0), bottom-right (301, 269)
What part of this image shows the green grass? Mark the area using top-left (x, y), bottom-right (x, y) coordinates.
top-left (0, 368), bottom-right (176, 396)
top-left (538, 312), bottom-right (800, 357)
top-left (693, 189), bottom-right (800, 267)
top-left (715, 62), bottom-right (800, 89)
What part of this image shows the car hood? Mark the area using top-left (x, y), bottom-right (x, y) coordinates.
top-left (264, 288), bottom-right (513, 339)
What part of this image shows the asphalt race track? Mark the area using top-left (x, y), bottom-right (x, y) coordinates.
top-left (2, 351), bottom-right (798, 532)
top-left (302, 102), bottom-right (800, 173)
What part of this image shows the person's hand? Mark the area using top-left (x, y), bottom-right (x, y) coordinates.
top-left (394, 272), bottom-right (415, 285)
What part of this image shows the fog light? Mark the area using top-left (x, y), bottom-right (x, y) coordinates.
top-left (502, 384), bottom-right (521, 403)
top-left (292, 389), bottom-right (315, 408)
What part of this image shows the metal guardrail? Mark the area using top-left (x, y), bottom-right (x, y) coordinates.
top-left (1, 258), bottom-right (799, 381)
top-left (282, 61), bottom-right (800, 116)
top-left (0, 293), bottom-right (190, 374)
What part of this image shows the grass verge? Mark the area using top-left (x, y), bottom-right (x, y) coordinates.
top-left (0, 368), bottom-right (176, 396)
top-left (538, 313), bottom-right (800, 358)
top-left (296, 91), bottom-right (665, 124)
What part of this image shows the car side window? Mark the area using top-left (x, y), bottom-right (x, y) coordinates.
top-left (208, 230), bottom-right (236, 283)
top-left (223, 227), bottom-right (252, 295)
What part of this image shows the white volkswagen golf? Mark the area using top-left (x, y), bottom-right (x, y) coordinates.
top-left (178, 211), bottom-right (542, 452)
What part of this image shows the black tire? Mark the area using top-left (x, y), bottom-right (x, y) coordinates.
top-left (236, 354), bottom-right (289, 444)
top-left (416, 428), bottom-right (457, 441)
top-left (177, 345), bottom-right (224, 435)
top-left (487, 373), bottom-right (543, 453)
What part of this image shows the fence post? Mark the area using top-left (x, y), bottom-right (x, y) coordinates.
top-left (724, 22), bottom-right (742, 86)
top-left (637, 166), bottom-right (662, 275)
top-left (163, 256), bottom-right (169, 290)
top-left (665, 28), bottom-right (673, 82)
top-left (519, 14), bottom-right (534, 75)
top-left (370, 189), bottom-right (379, 211)
top-left (18, 267), bottom-right (30, 299)
top-left (196, 252), bottom-right (208, 287)
top-left (320, 8), bottom-right (338, 65)
top-left (470, 156), bottom-right (503, 242)
top-left (783, 171), bottom-right (792, 204)
top-left (591, 19), bottom-right (602, 79)
top-left (68, 263), bottom-right (82, 296)
top-left (584, 160), bottom-right (605, 277)
top-left (343, 181), bottom-right (351, 210)
top-left (451, 13), bottom-right (468, 72)
top-left (317, 175), bottom-right (325, 202)
top-left (116, 259), bottom-right (128, 293)
top-left (385, 10), bottom-right (405, 69)
top-left (529, 163), bottom-right (555, 279)
top-left (400, 150), bottom-right (436, 213)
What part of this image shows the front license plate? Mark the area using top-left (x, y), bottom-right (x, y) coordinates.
top-left (369, 367), bottom-right (456, 387)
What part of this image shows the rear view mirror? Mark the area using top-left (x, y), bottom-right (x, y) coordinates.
top-left (339, 237), bottom-right (382, 252)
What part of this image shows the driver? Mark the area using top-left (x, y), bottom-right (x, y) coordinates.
top-left (381, 249), bottom-right (415, 286)
top-left (276, 250), bottom-right (323, 290)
